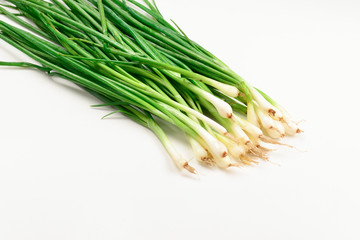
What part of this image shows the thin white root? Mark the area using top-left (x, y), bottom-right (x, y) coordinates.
top-left (259, 135), bottom-right (294, 148)
top-left (260, 135), bottom-right (306, 152)
top-left (240, 155), bottom-right (259, 165)
top-left (257, 145), bottom-right (276, 152)
top-left (246, 142), bottom-right (269, 160)
top-left (268, 161), bottom-right (281, 167)
top-left (183, 162), bottom-right (198, 175)
top-left (296, 119), bottom-right (306, 125)
top-left (228, 163), bottom-right (243, 168)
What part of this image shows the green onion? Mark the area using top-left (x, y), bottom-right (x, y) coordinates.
top-left (0, 0), bottom-right (301, 174)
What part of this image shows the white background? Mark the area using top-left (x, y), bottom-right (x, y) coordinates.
top-left (1, 0), bottom-right (359, 239)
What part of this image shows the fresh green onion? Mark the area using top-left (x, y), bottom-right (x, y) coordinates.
top-left (0, 0), bottom-right (301, 174)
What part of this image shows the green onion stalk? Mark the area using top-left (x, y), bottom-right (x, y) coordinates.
top-left (0, 0), bottom-right (301, 174)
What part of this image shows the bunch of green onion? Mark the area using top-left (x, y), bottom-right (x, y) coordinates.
top-left (0, 0), bottom-right (301, 174)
